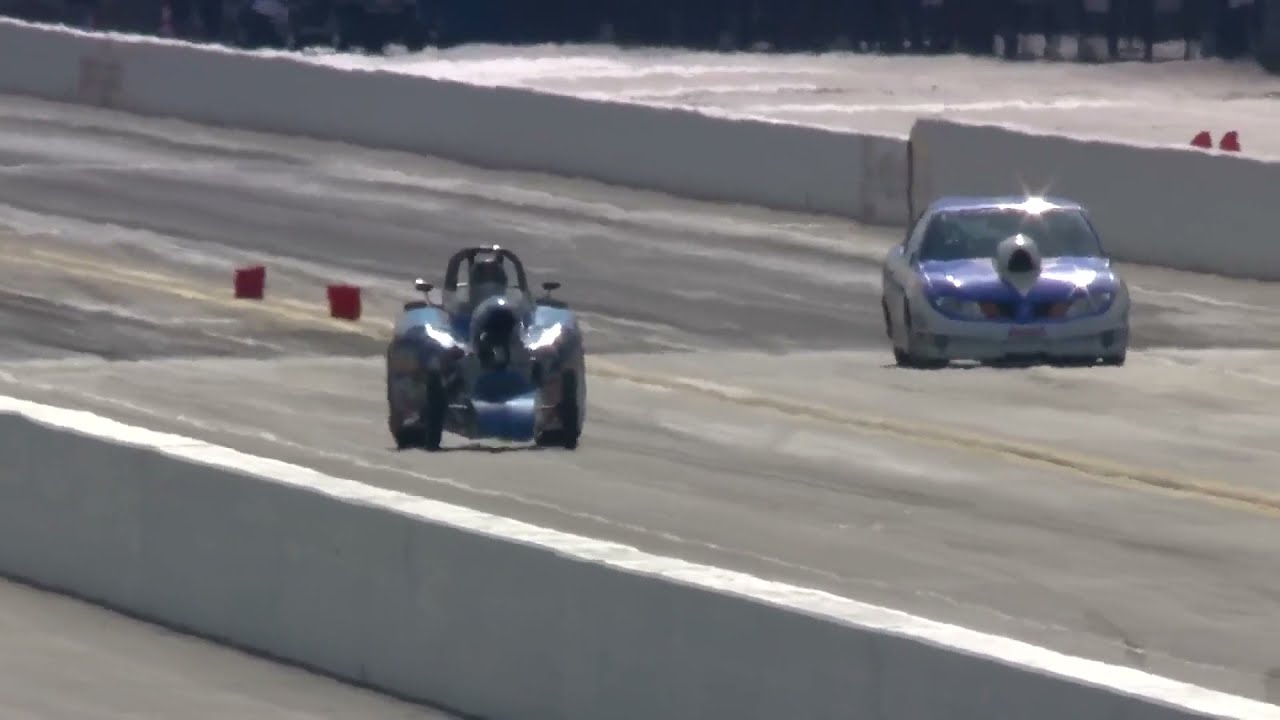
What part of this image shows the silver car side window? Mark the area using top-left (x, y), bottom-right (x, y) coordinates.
top-left (905, 212), bottom-right (931, 256)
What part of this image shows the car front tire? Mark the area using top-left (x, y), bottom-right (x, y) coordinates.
top-left (1101, 350), bottom-right (1126, 366)
top-left (895, 301), bottom-right (946, 369)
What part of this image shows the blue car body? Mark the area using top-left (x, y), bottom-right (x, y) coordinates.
top-left (881, 196), bottom-right (1130, 366)
top-left (385, 245), bottom-right (586, 450)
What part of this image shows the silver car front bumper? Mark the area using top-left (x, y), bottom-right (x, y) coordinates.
top-left (909, 303), bottom-right (1129, 362)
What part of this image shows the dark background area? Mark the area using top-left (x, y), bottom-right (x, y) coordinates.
top-left (1, 1), bottom-right (1277, 70)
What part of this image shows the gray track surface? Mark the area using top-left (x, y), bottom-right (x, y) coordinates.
top-left (1, 95), bottom-right (1280, 705)
top-left (0, 576), bottom-right (456, 719)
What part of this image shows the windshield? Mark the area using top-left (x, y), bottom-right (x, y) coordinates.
top-left (918, 207), bottom-right (1103, 262)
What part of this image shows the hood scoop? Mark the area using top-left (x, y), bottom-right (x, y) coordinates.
top-left (993, 234), bottom-right (1042, 297)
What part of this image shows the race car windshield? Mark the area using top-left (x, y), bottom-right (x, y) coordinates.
top-left (919, 208), bottom-right (1103, 262)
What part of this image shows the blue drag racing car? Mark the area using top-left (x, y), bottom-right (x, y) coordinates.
top-left (881, 196), bottom-right (1130, 367)
top-left (385, 245), bottom-right (585, 451)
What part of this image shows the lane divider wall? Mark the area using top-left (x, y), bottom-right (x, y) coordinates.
top-left (1, 396), bottom-right (1276, 720)
top-left (0, 17), bottom-right (907, 226)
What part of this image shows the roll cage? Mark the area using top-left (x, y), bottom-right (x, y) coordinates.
top-left (410, 245), bottom-right (565, 320)
top-left (443, 245), bottom-right (531, 295)
top-left (425, 245), bottom-right (533, 316)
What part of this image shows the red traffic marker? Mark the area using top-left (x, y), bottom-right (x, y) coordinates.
top-left (234, 265), bottom-right (265, 300)
top-left (1190, 130), bottom-right (1212, 149)
top-left (1219, 130), bottom-right (1241, 152)
top-left (327, 284), bottom-right (362, 321)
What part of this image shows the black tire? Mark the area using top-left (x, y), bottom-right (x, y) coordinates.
top-left (895, 302), bottom-right (946, 368)
top-left (388, 376), bottom-right (419, 449)
top-left (388, 371), bottom-right (446, 450)
top-left (1101, 351), bottom-right (1126, 366)
top-left (420, 371), bottom-right (446, 451)
top-left (560, 369), bottom-right (582, 449)
top-left (392, 420), bottom-right (424, 450)
top-left (536, 369), bottom-right (582, 450)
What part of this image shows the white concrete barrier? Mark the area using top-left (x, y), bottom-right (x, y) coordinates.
top-left (9, 16), bottom-right (1280, 278)
top-left (0, 394), bottom-right (1276, 720)
top-left (908, 117), bottom-right (1280, 280)
top-left (0, 17), bottom-right (908, 226)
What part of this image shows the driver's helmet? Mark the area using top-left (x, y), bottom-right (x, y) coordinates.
top-left (468, 256), bottom-right (508, 306)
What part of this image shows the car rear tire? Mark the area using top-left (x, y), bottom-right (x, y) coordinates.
top-left (391, 420), bottom-right (424, 450)
top-left (536, 369), bottom-right (582, 450)
top-left (388, 378), bottom-right (421, 449)
top-left (420, 371), bottom-right (447, 451)
top-left (389, 371), bottom-right (446, 450)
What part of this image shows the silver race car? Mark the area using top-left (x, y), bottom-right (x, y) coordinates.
top-left (881, 195), bottom-right (1130, 367)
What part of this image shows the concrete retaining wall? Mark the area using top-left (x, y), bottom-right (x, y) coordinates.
top-left (908, 117), bottom-right (1280, 279)
top-left (0, 395), bottom-right (1274, 720)
top-left (0, 17), bottom-right (908, 226)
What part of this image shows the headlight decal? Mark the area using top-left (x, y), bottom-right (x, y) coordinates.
top-left (1062, 288), bottom-right (1115, 318)
top-left (931, 295), bottom-right (996, 320)
top-left (935, 292), bottom-right (1115, 321)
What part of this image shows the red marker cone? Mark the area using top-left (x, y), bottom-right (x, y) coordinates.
top-left (327, 284), bottom-right (362, 321)
top-left (1219, 130), bottom-right (1241, 152)
top-left (234, 266), bottom-right (266, 300)
top-left (1190, 130), bottom-right (1212, 149)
